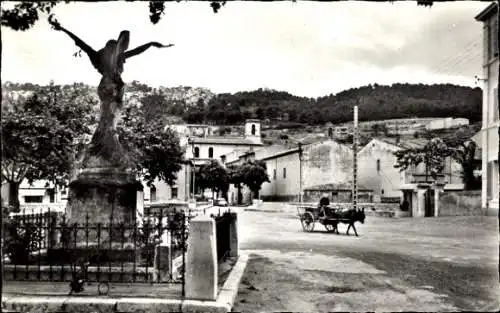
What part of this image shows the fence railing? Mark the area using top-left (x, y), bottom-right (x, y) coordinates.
top-left (2, 208), bottom-right (189, 291)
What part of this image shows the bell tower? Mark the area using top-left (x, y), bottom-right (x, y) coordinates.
top-left (244, 119), bottom-right (261, 144)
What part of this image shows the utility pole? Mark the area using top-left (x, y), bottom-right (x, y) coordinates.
top-left (191, 141), bottom-right (196, 199)
top-left (298, 143), bottom-right (303, 203)
top-left (353, 106), bottom-right (359, 211)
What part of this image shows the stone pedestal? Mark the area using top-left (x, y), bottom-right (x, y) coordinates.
top-left (185, 215), bottom-right (217, 301)
top-left (59, 167), bottom-right (143, 263)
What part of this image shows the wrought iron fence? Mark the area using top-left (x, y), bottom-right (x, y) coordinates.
top-left (2, 207), bottom-right (189, 296)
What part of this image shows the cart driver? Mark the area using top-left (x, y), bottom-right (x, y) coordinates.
top-left (318, 195), bottom-right (330, 217)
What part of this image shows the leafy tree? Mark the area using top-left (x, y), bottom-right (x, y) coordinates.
top-left (118, 102), bottom-right (185, 187)
top-left (196, 160), bottom-right (229, 199)
top-left (230, 160), bottom-right (270, 199)
top-left (1, 84), bottom-right (96, 211)
top-left (1, 1), bottom-right (227, 31)
top-left (393, 137), bottom-right (451, 181)
top-left (443, 126), bottom-right (482, 190)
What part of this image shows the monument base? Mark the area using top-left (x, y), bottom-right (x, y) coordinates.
top-left (65, 167), bottom-right (144, 263)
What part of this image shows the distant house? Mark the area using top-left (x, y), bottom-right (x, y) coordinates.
top-left (357, 138), bottom-right (406, 200)
top-left (148, 119), bottom-right (264, 203)
top-left (224, 139), bottom-right (353, 204)
top-left (358, 138), bottom-right (464, 217)
top-left (425, 117), bottom-right (470, 131)
top-left (1, 179), bottom-right (67, 214)
top-left (476, 3), bottom-right (499, 216)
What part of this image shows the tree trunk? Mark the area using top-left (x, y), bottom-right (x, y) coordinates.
top-left (8, 181), bottom-right (20, 213)
top-left (237, 184), bottom-right (242, 205)
top-left (253, 189), bottom-right (259, 199)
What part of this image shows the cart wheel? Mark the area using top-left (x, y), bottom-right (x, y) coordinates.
top-left (301, 212), bottom-right (315, 232)
top-left (324, 224), bottom-right (336, 233)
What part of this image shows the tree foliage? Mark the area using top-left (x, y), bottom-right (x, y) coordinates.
top-left (229, 160), bottom-right (270, 199)
top-left (394, 137), bottom-right (450, 180)
top-left (393, 127), bottom-right (481, 190)
top-left (183, 84), bottom-right (482, 126)
top-left (118, 102), bottom-right (185, 187)
top-left (196, 160), bottom-right (229, 197)
top-left (1, 83), bottom-right (96, 209)
top-left (1, 1), bottom-right (226, 31)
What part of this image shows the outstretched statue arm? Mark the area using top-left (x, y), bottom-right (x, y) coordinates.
top-left (123, 42), bottom-right (174, 59)
top-left (48, 15), bottom-right (96, 59)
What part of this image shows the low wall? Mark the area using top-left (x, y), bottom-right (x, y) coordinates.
top-left (438, 190), bottom-right (483, 216)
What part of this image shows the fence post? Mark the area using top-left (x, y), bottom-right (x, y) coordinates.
top-left (229, 213), bottom-right (238, 257)
top-left (185, 215), bottom-right (217, 300)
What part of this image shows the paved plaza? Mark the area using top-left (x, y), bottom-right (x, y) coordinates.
top-left (233, 203), bottom-right (500, 312)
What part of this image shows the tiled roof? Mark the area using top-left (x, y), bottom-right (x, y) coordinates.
top-left (188, 137), bottom-right (263, 146)
top-left (304, 183), bottom-right (372, 192)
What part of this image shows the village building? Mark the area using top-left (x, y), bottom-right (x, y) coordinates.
top-left (476, 3), bottom-right (499, 216)
top-left (146, 119), bottom-right (264, 203)
top-left (223, 139), bottom-right (354, 204)
top-left (358, 138), bottom-right (465, 217)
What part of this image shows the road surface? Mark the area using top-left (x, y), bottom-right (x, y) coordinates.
top-left (231, 204), bottom-right (500, 312)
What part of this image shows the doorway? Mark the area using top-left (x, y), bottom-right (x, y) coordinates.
top-left (425, 189), bottom-right (435, 217)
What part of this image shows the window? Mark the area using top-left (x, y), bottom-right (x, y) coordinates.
top-left (376, 159), bottom-right (381, 172)
top-left (251, 124), bottom-right (256, 135)
top-left (273, 169), bottom-right (277, 180)
top-left (25, 196), bottom-right (43, 203)
top-left (150, 186), bottom-right (157, 202)
top-left (208, 147), bottom-right (214, 158)
top-left (328, 127), bottom-right (333, 138)
top-left (283, 168), bottom-right (287, 179)
top-left (194, 147), bottom-right (200, 158)
top-left (171, 187), bottom-right (178, 199)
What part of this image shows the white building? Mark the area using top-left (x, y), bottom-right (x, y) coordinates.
top-left (147, 119), bottom-right (264, 203)
top-left (425, 117), bottom-right (470, 131)
top-left (476, 3), bottom-right (499, 215)
top-left (223, 139), bottom-right (353, 204)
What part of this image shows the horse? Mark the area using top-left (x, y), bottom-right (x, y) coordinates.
top-left (329, 208), bottom-right (366, 236)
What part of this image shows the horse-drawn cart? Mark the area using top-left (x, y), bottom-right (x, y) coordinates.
top-left (296, 205), bottom-right (366, 236)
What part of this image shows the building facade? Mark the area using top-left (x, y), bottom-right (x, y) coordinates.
top-left (224, 139), bottom-right (353, 203)
top-left (476, 3), bottom-right (499, 215)
top-left (149, 119), bottom-right (264, 203)
top-left (358, 138), bottom-right (464, 217)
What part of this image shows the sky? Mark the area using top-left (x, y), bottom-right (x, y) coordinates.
top-left (1, 1), bottom-right (490, 98)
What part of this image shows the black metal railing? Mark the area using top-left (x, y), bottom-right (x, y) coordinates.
top-left (213, 212), bottom-right (235, 263)
top-left (2, 208), bottom-right (189, 290)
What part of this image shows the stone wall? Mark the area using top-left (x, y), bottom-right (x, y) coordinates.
top-left (438, 190), bottom-right (483, 216)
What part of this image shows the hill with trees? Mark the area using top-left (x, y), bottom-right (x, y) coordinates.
top-left (186, 83), bottom-right (481, 126)
top-left (2, 82), bottom-right (482, 127)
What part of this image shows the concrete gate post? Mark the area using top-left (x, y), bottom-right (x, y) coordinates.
top-left (185, 215), bottom-right (217, 301)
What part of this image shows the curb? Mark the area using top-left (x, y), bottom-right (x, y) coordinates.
top-left (2, 254), bottom-right (249, 313)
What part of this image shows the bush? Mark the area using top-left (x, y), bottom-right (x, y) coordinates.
top-left (3, 219), bottom-right (43, 264)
